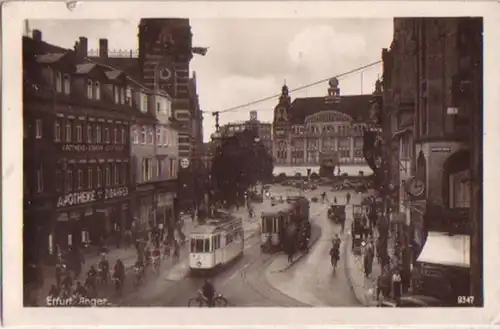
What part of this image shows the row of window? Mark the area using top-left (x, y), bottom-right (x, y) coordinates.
top-left (53, 119), bottom-right (128, 144)
top-left (54, 71), bottom-right (172, 117)
top-left (138, 157), bottom-right (178, 183)
top-left (131, 125), bottom-right (176, 147)
top-left (26, 119), bottom-right (175, 148)
top-left (31, 162), bottom-right (129, 194)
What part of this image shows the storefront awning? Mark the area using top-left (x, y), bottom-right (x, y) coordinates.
top-left (417, 232), bottom-right (470, 268)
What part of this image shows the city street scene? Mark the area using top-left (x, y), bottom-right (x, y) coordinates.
top-left (22, 17), bottom-right (482, 308)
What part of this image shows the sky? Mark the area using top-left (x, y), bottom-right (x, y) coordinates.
top-left (29, 19), bottom-right (393, 141)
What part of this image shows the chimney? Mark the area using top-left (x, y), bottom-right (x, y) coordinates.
top-left (32, 29), bottom-right (42, 42)
top-left (77, 36), bottom-right (88, 60)
top-left (99, 38), bottom-right (108, 58)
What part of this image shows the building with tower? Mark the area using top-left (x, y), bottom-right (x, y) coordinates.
top-left (89, 18), bottom-right (207, 211)
top-left (272, 79), bottom-right (375, 177)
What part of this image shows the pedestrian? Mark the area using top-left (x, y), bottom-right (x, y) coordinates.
top-left (363, 242), bottom-right (374, 278)
top-left (391, 268), bottom-right (402, 302)
top-left (376, 268), bottom-right (391, 301)
top-left (346, 192), bottom-right (351, 204)
top-left (334, 196), bottom-right (337, 204)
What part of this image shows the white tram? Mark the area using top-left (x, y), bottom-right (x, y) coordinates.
top-left (189, 212), bottom-right (244, 272)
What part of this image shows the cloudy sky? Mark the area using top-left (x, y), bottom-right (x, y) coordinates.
top-left (29, 19), bottom-right (393, 141)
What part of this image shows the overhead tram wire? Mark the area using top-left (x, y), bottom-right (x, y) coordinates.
top-left (209, 60), bottom-right (382, 118)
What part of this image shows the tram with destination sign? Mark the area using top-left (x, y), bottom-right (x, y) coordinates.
top-left (189, 211), bottom-right (244, 273)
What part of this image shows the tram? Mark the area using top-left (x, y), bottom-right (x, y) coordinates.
top-left (260, 196), bottom-right (311, 252)
top-left (189, 211), bottom-right (244, 273)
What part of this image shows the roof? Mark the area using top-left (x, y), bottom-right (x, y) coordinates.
top-left (35, 52), bottom-right (67, 64)
top-left (105, 69), bottom-right (126, 81)
top-left (288, 94), bottom-right (374, 125)
top-left (75, 63), bottom-right (97, 74)
top-left (89, 56), bottom-right (141, 81)
top-left (262, 202), bottom-right (295, 216)
top-left (190, 215), bottom-right (242, 235)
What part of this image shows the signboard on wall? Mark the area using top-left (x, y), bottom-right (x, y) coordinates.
top-left (61, 144), bottom-right (125, 153)
top-left (56, 187), bottom-right (129, 208)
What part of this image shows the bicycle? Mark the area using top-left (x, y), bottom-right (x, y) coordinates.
top-left (187, 292), bottom-right (228, 307)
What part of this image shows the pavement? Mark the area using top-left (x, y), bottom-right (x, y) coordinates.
top-left (343, 206), bottom-right (397, 307)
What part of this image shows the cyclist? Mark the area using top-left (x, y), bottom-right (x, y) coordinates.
top-left (201, 278), bottom-right (215, 307)
top-left (98, 254), bottom-right (110, 285)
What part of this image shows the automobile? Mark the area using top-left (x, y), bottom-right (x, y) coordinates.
top-left (377, 295), bottom-right (443, 307)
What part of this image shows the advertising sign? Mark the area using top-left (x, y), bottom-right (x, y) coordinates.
top-left (56, 187), bottom-right (129, 208)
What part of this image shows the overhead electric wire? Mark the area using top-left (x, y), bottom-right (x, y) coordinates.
top-left (209, 60), bottom-right (382, 116)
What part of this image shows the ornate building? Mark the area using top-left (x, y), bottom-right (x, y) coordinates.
top-left (272, 79), bottom-right (374, 175)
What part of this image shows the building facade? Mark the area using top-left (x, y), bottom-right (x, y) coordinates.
top-left (129, 85), bottom-right (179, 234)
top-left (23, 32), bottom-right (135, 264)
top-left (272, 80), bottom-right (373, 175)
top-left (220, 111), bottom-right (273, 153)
top-left (381, 18), bottom-right (482, 304)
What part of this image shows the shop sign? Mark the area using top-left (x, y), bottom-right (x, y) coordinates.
top-left (157, 193), bottom-right (173, 207)
top-left (431, 147), bottom-right (451, 153)
top-left (57, 191), bottom-right (97, 208)
top-left (61, 144), bottom-right (125, 153)
top-left (105, 187), bottom-right (129, 200)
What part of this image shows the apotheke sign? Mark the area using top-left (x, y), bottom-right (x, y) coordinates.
top-left (61, 144), bottom-right (125, 152)
top-left (57, 187), bottom-right (129, 208)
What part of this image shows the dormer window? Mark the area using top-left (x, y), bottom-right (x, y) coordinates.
top-left (87, 79), bottom-right (93, 99)
top-left (63, 74), bottom-right (71, 94)
top-left (114, 86), bottom-right (120, 103)
top-left (94, 81), bottom-right (101, 100)
top-left (55, 72), bottom-right (62, 93)
top-left (126, 88), bottom-right (133, 106)
top-left (120, 88), bottom-right (126, 104)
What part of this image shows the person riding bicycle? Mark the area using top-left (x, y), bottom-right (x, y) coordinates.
top-left (151, 247), bottom-right (161, 269)
top-left (85, 265), bottom-right (98, 291)
top-left (201, 279), bottom-right (215, 307)
top-left (113, 259), bottom-right (125, 292)
top-left (74, 281), bottom-right (87, 297)
top-left (98, 254), bottom-right (110, 285)
top-left (332, 234), bottom-right (341, 248)
top-left (321, 192), bottom-right (327, 203)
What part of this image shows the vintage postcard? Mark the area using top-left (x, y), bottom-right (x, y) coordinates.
top-left (2, 0), bottom-right (500, 326)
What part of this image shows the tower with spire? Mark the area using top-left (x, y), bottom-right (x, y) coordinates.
top-left (273, 83), bottom-right (291, 124)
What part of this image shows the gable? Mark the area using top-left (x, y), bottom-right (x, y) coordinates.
top-left (304, 110), bottom-right (353, 124)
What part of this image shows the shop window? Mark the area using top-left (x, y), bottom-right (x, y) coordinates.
top-left (75, 123), bottom-right (83, 143)
top-left (86, 124), bottom-right (93, 143)
top-left (65, 121), bottom-right (72, 142)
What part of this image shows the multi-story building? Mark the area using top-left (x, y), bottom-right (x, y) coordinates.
top-left (272, 80), bottom-right (374, 176)
top-left (220, 111), bottom-right (272, 154)
top-left (89, 18), bottom-right (205, 211)
top-left (381, 17), bottom-right (482, 305)
top-left (129, 84), bottom-right (178, 234)
top-left (23, 31), bottom-right (135, 264)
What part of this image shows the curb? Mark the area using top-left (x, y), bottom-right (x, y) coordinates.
top-left (344, 233), bottom-right (368, 306)
top-left (273, 223), bottom-right (323, 273)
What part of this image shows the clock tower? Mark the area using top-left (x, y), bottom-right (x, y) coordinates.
top-left (138, 18), bottom-right (193, 99)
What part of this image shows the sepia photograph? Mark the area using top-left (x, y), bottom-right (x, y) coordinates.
top-left (21, 15), bottom-right (483, 309)
top-left (3, 1), bottom-right (499, 326)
